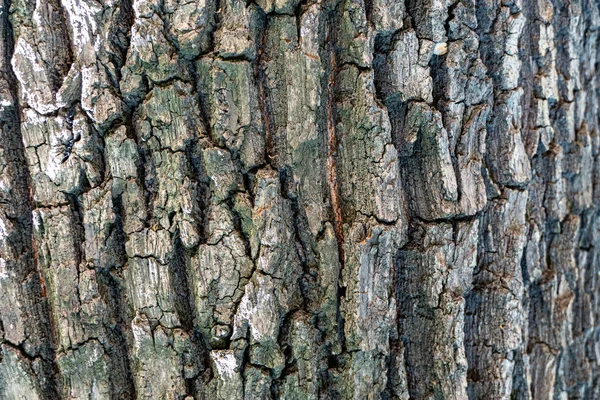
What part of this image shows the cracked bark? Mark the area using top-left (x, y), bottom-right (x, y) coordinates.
top-left (1, 0), bottom-right (600, 399)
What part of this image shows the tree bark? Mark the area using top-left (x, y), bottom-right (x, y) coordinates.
top-left (1, 0), bottom-right (599, 398)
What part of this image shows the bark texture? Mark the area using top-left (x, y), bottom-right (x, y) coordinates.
top-left (1, 0), bottom-right (600, 398)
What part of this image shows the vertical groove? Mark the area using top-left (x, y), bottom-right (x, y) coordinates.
top-left (324, 10), bottom-right (349, 369)
top-left (325, 23), bottom-right (344, 267)
top-left (256, 14), bottom-right (275, 167)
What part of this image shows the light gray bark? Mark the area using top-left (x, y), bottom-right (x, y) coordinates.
top-left (1, 0), bottom-right (600, 398)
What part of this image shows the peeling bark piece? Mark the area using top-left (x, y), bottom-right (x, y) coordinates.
top-left (376, 30), bottom-right (433, 104)
top-left (485, 89), bottom-right (531, 187)
top-left (167, 0), bottom-right (216, 59)
top-left (400, 102), bottom-right (458, 220)
top-left (406, 0), bottom-right (448, 42)
top-left (335, 65), bottom-right (406, 225)
top-left (10, 0), bottom-right (73, 114)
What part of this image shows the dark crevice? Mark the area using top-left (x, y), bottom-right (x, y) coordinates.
top-left (96, 267), bottom-right (137, 399)
top-left (187, 139), bottom-right (212, 246)
top-left (363, 0), bottom-right (373, 27)
top-left (270, 309), bottom-right (301, 398)
top-left (169, 232), bottom-right (196, 331)
top-left (208, 0), bottom-right (222, 51)
top-left (45, 0), bottom-right (75, 91)
top-left (255, 12), bottom-right (276, 169)
top-left (279, 167), bottom-right (319, 312)
top-left (428, 52), bottom-right (445, 112)
top-left (323, 8), bottom-right (348, 364)
top-left (88, 189), bottom-right (137, 399)
top-left (294, 0), bottom-right (309, 45)
top-left (108, 0), bottom-right (135, 80)
top-left (384, 249), bottom-right (406, 400)
top-left (325, 13), bottom-right (344, 271)
top-left (64, 192), bottom-right (85, 269)
top-left (129, 120), bottom-right (158, 228)
top-left (444, 0), bottom-right (459, 40)
top-left (168, 231), bottom-right (206, 398)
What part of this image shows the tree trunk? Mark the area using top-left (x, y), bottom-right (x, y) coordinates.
top-left (1, 0), bottom-right (599, 398)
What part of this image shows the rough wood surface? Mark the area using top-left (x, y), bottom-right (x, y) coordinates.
top-left (1, 0), bottom-right (599, 398)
